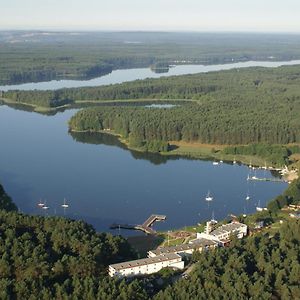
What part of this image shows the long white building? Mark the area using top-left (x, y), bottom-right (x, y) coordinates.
top-left (109, 253), bottom-right (184, 278)
top-left (148, 238), bottom-right (217, 258)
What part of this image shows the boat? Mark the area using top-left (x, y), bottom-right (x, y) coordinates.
top-left (61, 198), bottom-right (69, 208)
top-left (233, 157), bottom-right (236, 164)
top-left (219, 160), bottom-right (223, 163)
top-left (256, 200), bottom-right (264, 212)
top-left (42, 200), bottom-right (49, 210)
top-left (211, 211), bottom-right (218, 223)
top-left (212, 161), bottom-right (219, 165)
top-left (37, 199), bottom-right (45, 207)
top-left (246, 194), bottom-right (250, 201)
top-left (205, 191), bottom-right (213, 201)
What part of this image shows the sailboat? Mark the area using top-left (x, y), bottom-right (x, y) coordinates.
top-left (42, 200), bottom-right (49, 210)
top-left (61, 198), bottom-right (69, 208)
top-left (37, 199), bottom-right (45, 208)
top-left (211, 211), bottom-right (217, 223)
top-left (256, 200), bottom-right (263, 212)
top-left (205, 191), bottom-right (213, 201)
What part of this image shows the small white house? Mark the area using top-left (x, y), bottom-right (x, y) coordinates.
top-left (109, 253), bottom-right (184, 278)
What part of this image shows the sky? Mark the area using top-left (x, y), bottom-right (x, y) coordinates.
top-left (1, 0), bottom-right (300, 32)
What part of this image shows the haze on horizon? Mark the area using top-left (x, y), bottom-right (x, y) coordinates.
top-left (1, 0), bottom-right (300, 33)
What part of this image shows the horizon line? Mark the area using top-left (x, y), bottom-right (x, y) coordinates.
top-left (1, 28), bottom-right (300, 35)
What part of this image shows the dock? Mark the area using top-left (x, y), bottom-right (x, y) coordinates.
top-left (247, 176), bottom-right (286, 183)
top-left (110, 214), bottom-right (166, 235)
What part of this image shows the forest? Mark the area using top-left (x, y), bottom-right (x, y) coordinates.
top-left (0, 183), bottom-right (150, 299)
top-left (68, 99), bottom-right (300, 153)
top-left (5, 65), bottom-right (300, 151)
top-left (1, 31), bottom-right (300, 85)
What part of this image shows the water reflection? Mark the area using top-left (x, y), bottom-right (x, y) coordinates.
top-left (70, 131), bottom-right (179, 165)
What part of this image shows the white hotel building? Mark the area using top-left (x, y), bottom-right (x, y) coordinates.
top-left (109, 253), bottom-right (184, 278)
top-left (108, 221), bottom-right (247, 278)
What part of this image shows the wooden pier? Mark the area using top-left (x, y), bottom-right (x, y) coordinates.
top-left (110, 214), bottom-right (166, 235)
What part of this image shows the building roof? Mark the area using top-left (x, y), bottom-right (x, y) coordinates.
top-left (149, 238), bottom-right (216, 256)
top-left (189, 237), bottom-right (218, 246)
top-left (210, 222), bottom-right (247, 237)
top-left (109, 253), bottom-right (181, 271)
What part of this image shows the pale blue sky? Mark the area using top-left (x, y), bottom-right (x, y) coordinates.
top-left (1, 0), bottom-right (300, 32)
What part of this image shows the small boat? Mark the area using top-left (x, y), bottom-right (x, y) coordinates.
top-left (219, 160), bottom-right (223, 163)
top-left (42, 200), bottom-right (49, 210)
top-left (205, 191), bottom-right (213, 201)
top-left (256, 200), bottom-right (263, 212)
top-left (38, 199), bottom-right (45, 207)
top-left (233, 157), bottom-right (236, 164)
top-left (61, 198), bottom-right (69, 208)
top-left (246, 195), bottom-right (250, 201)
top-left (212, 161), bottom-right (219, 165)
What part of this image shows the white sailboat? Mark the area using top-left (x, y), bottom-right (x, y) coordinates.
top-left (42, 200), bottom-right (49, 210)
top-left (211, 211), bottom-right (217, 223)
top-left (37, 199), bottom-right (45, 207)
top-left (256, 200), bottom-right (263, 212)
top-left (205, 191), bottom-right (213, 201)
top-left (61, 198), bottom-right (69, 208)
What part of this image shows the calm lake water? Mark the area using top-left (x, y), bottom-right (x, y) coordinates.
top-left (0, 105), bottom-right (287, 234)
top-left (1, 60), bottom-right (300, 91)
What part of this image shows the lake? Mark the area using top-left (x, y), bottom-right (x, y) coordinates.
top-left (0, 105), bottom-right (287, 234)
top-left (1, 60), bottom-right (300, 91)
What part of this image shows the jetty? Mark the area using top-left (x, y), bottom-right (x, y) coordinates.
top-left (247, 176), bottom-right (286, 183)
top-left (110, 214), bottom-right (166, 235)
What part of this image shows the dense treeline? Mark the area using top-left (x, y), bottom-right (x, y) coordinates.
top-left (68, 96), bottom-right (300, 148)
top-left (3, 90), bottom-right (74, 108)
top-left (2, 31), bottom-right (300, 85)
top-left (155, 220), bottom-right (300, 300)
top-left (223, 144), bottom-right (300, 166)
top-left (4, 64), bottom-right (300, 105)
top-left (267, 176), bottom-right (300, 212)
top-left (5, 65), bottom-right (300, 146)
top-left (0, 184), bottom-right (149, 299)
top-left (0, 184), bottom-right (17, 212)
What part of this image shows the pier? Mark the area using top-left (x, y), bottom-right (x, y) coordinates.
top-left (247, 176), bottom-right (286, 183)
top-left (110, 214), bottom-right (166, 235)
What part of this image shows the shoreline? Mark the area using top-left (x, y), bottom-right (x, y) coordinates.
top-left (70, 128), bottom-right (299, 180)
top-left (0, 97), bottom-right (72, 113)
